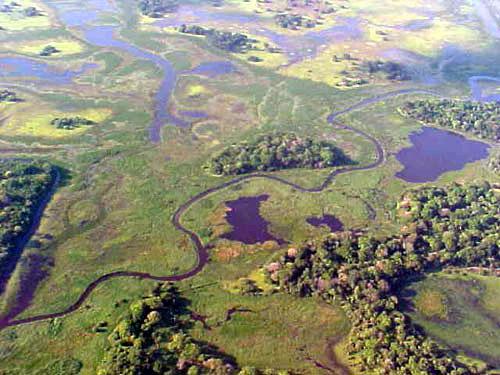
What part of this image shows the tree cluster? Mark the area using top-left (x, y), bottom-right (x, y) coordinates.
top-left (362, 60), bottom-right (411, 81)
top-left (274, 14), bottom-right (316, 29)
top-left (138, 0), bottom-right (178, 17)
top-left (487, 151), bottom-right (500, 174)
top-left (99, 283), bottom-right (290, 375)
top-left (0, 89), bottom-right (20, 102)
top-left (205, 132), bottom-right (352, 175)
top-left (40, 45), bottom-right (60, 57)
top-left (266, 182), bottom-right (499, 374)
top-left (0, 160), bottom-right (55, 273)
top-left (50, 116), bottom-right (94, 130)
top-left (178, 25), bottom-right (255, 53)
top-left (399, 100), bottom-right (500, 141)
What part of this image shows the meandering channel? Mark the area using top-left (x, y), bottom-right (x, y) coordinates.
top-left (0, 88), bottom-right (442, 330)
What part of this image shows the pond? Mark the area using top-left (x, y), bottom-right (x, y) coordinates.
top-left (221, 195), bottom-right (285, 245)
top-left (395, 127), bottom-right (490, 183)
top-left (306, 214), bottom-right (344, 232)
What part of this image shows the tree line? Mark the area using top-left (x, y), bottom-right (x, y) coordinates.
top-left (205, 132), bottom-right (352, 175)
top-left (399, 100), bottom-right (499, 141)
top-left (0, 160), bottom-right (55, 274)
top-left (138, 0), bottom-right (178, 17)
top-left (98, 283), bottom-right (290, 375)
top-left (265, 182), bottom-right (499, 374)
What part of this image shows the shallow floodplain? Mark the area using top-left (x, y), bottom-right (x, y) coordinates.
top-left (0, 0), bottom-right (499, 373)
top-left (403, 273), bottom-right (500, 368)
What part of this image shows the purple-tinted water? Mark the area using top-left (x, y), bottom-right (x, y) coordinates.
top-left (306, 214), bottom-right (344, 232)
top-left (0, 57), bottom-right (96, 84)
top-left (153, 5), bottom-right (260, 28)
top-left (396, 127), bottom-right (490, 183)
top-left (469, 76), bottom-right (500, 102)
top-left (188, 61), bottom-right (237, 77)
top-left (82, 25), bottom-right (189, 141)
top-left (43, 0), bottom-right (116, 27)
top-left (221, 195), bottom-right (284, 245)
top-left (253, 17), bottom-right (362, 64)
top-left (178, 110), bottom-right (209, 119)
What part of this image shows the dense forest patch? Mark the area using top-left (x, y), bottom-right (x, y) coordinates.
top-left (0, 160), bottom-right (56, 276)
top-left (399, 100), bottom-right (500, 141)
top-left (205, 133), bottom-right (352, 175)
top-left (266, 182), bottom-right (499, 374)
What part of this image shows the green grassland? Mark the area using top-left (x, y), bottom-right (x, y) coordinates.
top-left (0, 0), bottom-right (499, 373)
top-left (405, 273), bottom-right (500, 369)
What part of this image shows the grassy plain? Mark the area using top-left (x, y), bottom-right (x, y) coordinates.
top-left (0, 0), bottom-right (499, 373)
top-left (405, 273), bottom-right (500, 369)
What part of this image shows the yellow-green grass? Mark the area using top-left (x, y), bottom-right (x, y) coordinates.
top-left (4, 39), bottom-right (85, 57)
top-left (0, 0), bottom-right (52, 31)
top-left (400, 19), bottom-right (489, 57)
top-left (187, 286), bottom-right (349, 371)
top-left (414, 288), bottom-right (449, 320)
top-left (0, 107), bottom-right (112, 139)
top-left (185, 83), bottom-right (209, 98)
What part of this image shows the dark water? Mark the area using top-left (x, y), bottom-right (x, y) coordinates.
top-left (396, 127), bottom-right (490, 183)
top-left (307, 214), bottom-right (344, 232)
top-left (188, 61), bottom-right (237, 77)
top-left (221, 195), bottom-right (284, 245)
top-left (0, 57), bottom-right (96, 83)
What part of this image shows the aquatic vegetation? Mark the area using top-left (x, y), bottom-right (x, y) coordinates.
top-left (399, 100), bottom-right (500, 141)
top-left (205, 133), bottom-right (352, 175)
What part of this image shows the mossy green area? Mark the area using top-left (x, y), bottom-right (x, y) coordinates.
top-left (404, 273), bottom-right (500, 369)
top-left (0, 0), bottom-right (499, 373)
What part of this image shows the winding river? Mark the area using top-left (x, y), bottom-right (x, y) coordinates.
top-left (0, 87), bottom-right (439, 330)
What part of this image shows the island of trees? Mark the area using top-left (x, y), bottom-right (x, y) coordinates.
top-left (138, 0), bottom-right (178, 17)
top-left (266, 182), bottom-right (499, 374)
top-left (39, 45), bottom-right (60, 57)
top-left (0, 160), bottom-right (56, 277)
top-left (399, 99), bottom-right (500, 141)
top-left (205, 132), bottom-right (352, 175)
top-left (0, 89), bottom-right (20, 102)
top-left (178, 25), bottom-right (256, 53)
top-left (274, 14), bottom-right (316, 29)
top-left (50, 116), bottom-right (95, 130)
top-left (362, 60), bottom-right (411, 81)
top-left (99, 283), bottom-right (290, 374)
